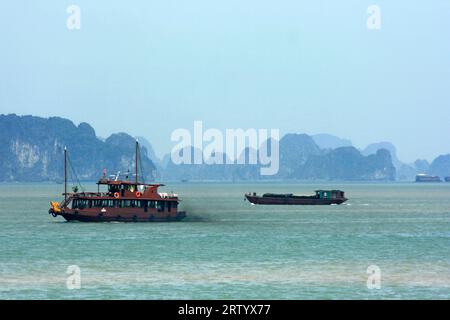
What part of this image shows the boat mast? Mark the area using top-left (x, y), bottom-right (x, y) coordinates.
top-left (64, 146), bottom-right (67, 202)
top-left (135, 139), bottom-right (138, 184)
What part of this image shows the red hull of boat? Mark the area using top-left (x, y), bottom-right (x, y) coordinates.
top-left (53, 209), bottom-right (186, 222)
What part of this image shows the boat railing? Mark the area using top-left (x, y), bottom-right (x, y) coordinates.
top-left (63, 192), bottom-right (111, 198)
top-left (158, 192), bottom-right (178, 199)
top-left (60, 195), bottom-right (73, 208)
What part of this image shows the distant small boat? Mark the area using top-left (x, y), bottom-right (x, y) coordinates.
top-left (445, 177), bottom-right (450, 182)
top-left (245, 190), bottom-right (348, 205)
top-left (415, 174), bottom-right (442, 183)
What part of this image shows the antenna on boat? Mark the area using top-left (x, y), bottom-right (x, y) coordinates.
top-left (64, 146), bottom-right (67, 203)
top-left (135, 138), bottom-right (139, 184)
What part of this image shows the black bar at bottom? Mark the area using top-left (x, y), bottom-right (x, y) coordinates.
top-left (0, 300), bottom-right (445, 319)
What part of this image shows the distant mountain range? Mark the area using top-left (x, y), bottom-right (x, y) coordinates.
top-left (161, 134), bottom-right (395, 181)
top-left (0, 114), bottom-right (449, 182)
top-left (0, 114), bottom-right (155, 182)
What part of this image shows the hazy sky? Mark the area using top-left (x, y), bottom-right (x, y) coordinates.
top-left (1, 1), bottom-right (449, 162)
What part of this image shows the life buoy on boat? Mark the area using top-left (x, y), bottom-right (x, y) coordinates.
top-left (113, 192), bottom-right (120, 199)
top-left (136, 191), bottom-right (142, 198)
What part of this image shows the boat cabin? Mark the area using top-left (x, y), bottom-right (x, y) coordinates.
top-left (315, 190), bottom-right (345, 199)
top-left (97, 178), bottom-right (162, 198)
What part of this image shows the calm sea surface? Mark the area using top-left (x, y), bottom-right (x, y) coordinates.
top-left (0, 182), bottom-right (449, 299)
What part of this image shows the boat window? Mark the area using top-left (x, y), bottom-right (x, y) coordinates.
top-left (167, 202), bottom-right (171, 212)
top-left (109, 185), bottom-right (119, 193)
top-left (148, 201), bottom-right (156, 208)
top-left (73, 199), bottom-right (88, 209)
top-left (157, 201), bottom-right (165, 212)
top-left (138, 201), bottom-right (147, 208)
top-left (93, 200), bottom-right (102, 207)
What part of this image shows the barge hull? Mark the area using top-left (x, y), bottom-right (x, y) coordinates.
top-left (245, 195), bottom-right (347, 205)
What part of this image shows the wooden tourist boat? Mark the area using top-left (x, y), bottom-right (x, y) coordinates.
top-left (48, 141), bottom-right (186, 222)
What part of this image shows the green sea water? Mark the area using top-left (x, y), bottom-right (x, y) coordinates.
top-left (0, 182), bottom-right (449, 300)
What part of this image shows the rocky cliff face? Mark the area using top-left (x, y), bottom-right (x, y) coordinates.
top-left (429, 154), bottom-right (450, 178)
top-left (0, 114), bottom-right (155, 182)
top-left (300, 147), bottom-right (395, 181)
top-left (277, 134), bottom-right (323, 178)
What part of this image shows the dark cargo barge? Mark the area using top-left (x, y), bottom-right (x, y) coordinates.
top-left (245, 190), bottom-right (348, 205)
top-left (415, 174), bottom-right (442, 183)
